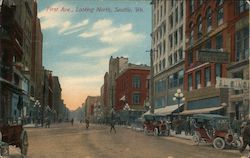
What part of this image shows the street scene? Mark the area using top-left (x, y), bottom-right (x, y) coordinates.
top-left (9, 123), bottom-right (243, 158)
top-left (0, 0), bottom-right (250, 158)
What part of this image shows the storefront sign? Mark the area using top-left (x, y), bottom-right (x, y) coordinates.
top-left (216, 77), bottom-right (250, 90)
top-left (196, 49), bottom-right (229, 63)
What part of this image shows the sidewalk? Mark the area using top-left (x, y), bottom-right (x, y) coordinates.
top-left (170, 130), bottom-right (193, 140)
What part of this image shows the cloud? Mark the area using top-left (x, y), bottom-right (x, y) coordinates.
top-left (38, 2), bottom-right (88, 35)
top-left (83, 47), bottom-right (119, 57)
top-left (79, 19), bottom-right (145, 47)
top-left (59, 19), bottom-right (89, 35)
top-left (62, 47), bottom-right (87, 55)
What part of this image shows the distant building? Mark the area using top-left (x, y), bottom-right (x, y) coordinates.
top-left (115, 63), bottom-right (150, 122)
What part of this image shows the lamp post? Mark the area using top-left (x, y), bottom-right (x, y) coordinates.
top-left (34, 100), bottom-right (41, 127)
top-left (173, 89), bottom-right (185, 118)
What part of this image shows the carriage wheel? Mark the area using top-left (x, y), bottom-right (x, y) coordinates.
top-left (20, 130), bottom-right (29, 156)
top-left (213, 137), bottom-right (225, 149)
top-left (192, 132), bottom-right (200, 145)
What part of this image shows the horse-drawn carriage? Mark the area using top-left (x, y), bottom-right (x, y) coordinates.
top-left (0, 120), bottom-right (28, 157)
top-left (143, 114), bottom-right (170, 136)
top-left (191, 114), bottom-right (242, 149)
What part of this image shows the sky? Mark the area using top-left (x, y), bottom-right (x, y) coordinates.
top-left (37, 0), bottom-right (152, 110)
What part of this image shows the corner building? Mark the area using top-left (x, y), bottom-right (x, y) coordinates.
top-left (182, 0), bottom-right (249, 118)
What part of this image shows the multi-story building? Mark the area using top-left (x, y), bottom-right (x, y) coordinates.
top-left (84, 96), bottom-right (100, 122)
top-left (182, 0), bottom-right (249, 119)
top-left (115, 64), bottom-right (150, 122)
top-left (226, 0), bottom-right (249, 120)
top-left (0, 1), bottom-right (24, 123)
top-left (52, 76), bottom-right (62, 121)
top-left (106, 56), bottom-right (128, 121)
top-left (151, 0), bottom-right (186, 112)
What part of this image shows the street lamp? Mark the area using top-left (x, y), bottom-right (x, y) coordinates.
top-left (34, 100), bottom-right (41, 127)
top-left (173, 89), bottom-right (185, 118)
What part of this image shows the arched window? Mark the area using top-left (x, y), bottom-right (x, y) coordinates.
top-left (216, 1), bottom-right (224, 25)
top-left (189, 22), bottom-right (194, 45)
top-left (197, 15), bottom-right (202, 39)
top-left (206, 7), bottom-right (212, 32)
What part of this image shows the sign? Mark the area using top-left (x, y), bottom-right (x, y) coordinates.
top-left (196, 49), bottom-right (229, 63)
top-left (216, 77), bottom-right (250, 90)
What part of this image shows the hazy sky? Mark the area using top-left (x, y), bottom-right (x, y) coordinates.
top-left (37, 0), bottom-right (151, 110)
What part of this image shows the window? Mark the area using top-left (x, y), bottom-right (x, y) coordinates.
top-left (160, 5), bottom-right (163, 20)
top-left (180, 2), bottom-right (183, 20)
top-left (188, 51), bottom-right (193, 66)
top-left (216, 33), bottom-right (223, 49)
top-left (188, 74), bottom-right (193, 91)
top-left (195, 71), bottom-right (201, 89)
top-left (216, 64), bottom-right (222, 78)
top-left (132, 76), bottom-right (141, 88)
top-left (162, 58), bottom-right (166, 69)
top-left (159, 61), bottom-right (162, 71)
top-left (132, 93), bottom-right (140, 104)
top-left (217, 7), bottom-right (224, 25)
top-left (173, 72), bottom-right (178, 87)
top-left (236, 0), bottom-right (249, 14)
top-left (169, 55), bottom-right (173, 65)
top-left (205, 39), bottom-right (212, 49)
top-left (190, 0), bottom-right (194, 14)
top-left (174, 31), bottom-right (178, 45)
top-left (179, 26), bottom-right (183, 42)
top-left (163, 40), bottom-right (166, 54)
top-left (168, 75), bottom-right (173, 88)
top-left (236, 27), bottom-right (249, 61)
top-left (178, 48), bottom-right (183, 60)
top-left (169, 34), bottom-right (173, 49)
top-left (205, 67), bottom-right (211, 87)
top-left (197, 15), bottom-right (202, 39)
top-left (171, 0), bottom-right (174, 7)
top-left (174, 52), bottom-right (178, 63)
top-left (206, 7), bottom-right (212, 32)
top-left (190, 22), bottom-right (194, 45)
top-left (175, 7), bottom-right (178, 23)
top-left (179, 70), bottom-right (184, 85)
top-left (169, 14), bottom-right (173, 29)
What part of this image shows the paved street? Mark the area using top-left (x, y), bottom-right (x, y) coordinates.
top-left (9, 123), bottom-right (245, 158)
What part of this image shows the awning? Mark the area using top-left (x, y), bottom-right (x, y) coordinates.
top-left (143, 104), bottom-right (184, 116)
top-left (180, 104), bottom-right (227, 115)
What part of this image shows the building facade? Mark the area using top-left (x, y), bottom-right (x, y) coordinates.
top-left (115, 64), bottom-right (150, 123)
top-left (151, 0), bottom-right (186, 111)
top-left (182, 0), bottom-right (249, 118)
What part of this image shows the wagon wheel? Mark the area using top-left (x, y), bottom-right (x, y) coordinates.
top-left (20, 130), bottom-right (29, 156)
top-left (213, 137), bottom-right (225, 149)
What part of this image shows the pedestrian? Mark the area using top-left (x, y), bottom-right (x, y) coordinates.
top-left (71, 118), bottom-right (74, 126)
top-left (240, 121), bottom-right (250, 154)
top-left (85, 118), bottom-right (89, 129)
top-left (110, 119), bottom-right (116, 133)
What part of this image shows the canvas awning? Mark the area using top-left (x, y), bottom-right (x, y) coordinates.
top-left (143, 104), bottom-right (184, 116)
top-left (180, 104), bottom-right (227, 115)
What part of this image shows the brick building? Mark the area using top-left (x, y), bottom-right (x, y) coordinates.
top-left (115, 64), bottom-right (150, 122)
top-left (182, 0), bottom-right (249, 118)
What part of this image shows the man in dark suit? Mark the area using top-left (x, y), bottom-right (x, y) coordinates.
top-left (240, 121), bottom-right (250, 154)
